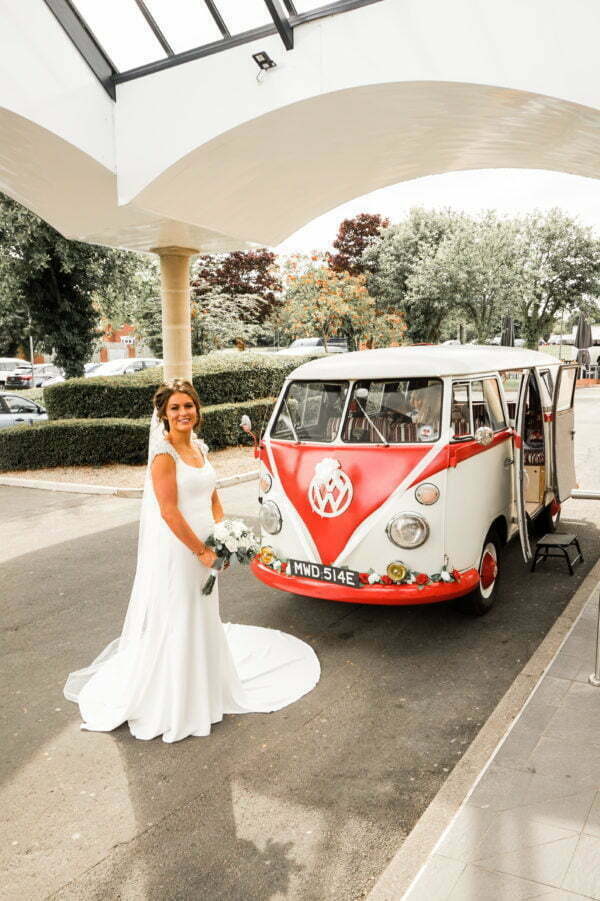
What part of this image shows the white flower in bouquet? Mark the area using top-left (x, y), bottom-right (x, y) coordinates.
top-left (201, 519), bottom-right (261, 595)
top-left (213, 522), bottom-right (229, 542)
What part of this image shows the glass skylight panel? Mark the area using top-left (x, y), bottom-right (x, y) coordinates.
top-left (144, 0), bottom-right (223, 53)
top-left (216, 0), bottom-right (273, 35)
top-left (72, 0), bottom-right (167, 70)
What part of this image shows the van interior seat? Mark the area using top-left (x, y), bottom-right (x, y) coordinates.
top-left (451, 404), bottom-right (470, 437)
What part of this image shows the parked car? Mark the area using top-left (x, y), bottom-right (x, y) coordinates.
top-left (0, 393), bottom-right (48, 428)
top-left (276, 338), bottom-right (348, 356)
top-left (43, 357), bottom-right (163, 386)
top-left (0, 358), bottom-right (28, 387)
top-left (4, 362), bottom-right (33, 389)
top-left (33, 364), bottom-right (62, 387)
top-left (88, 357), bottom-right (163, 377)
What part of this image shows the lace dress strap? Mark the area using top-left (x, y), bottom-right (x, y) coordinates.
top-left (149, 437), bottom-right (178, 465)
top-left (195, 437), bottom-right (209, 459)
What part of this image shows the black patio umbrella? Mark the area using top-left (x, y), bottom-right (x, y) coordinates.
top-left (501, 316), bottom-right (515, 347)
top-left (575, 313), bottom-right (592, 371)
top-left (575, 312), bottom-right (592, 350)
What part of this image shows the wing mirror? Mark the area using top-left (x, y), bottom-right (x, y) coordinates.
top-left (475, 425), bottom-right (493, 446)
top-left (240, 415), bottom-right (259, 458)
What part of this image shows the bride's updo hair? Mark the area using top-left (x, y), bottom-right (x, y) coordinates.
top-left (153, 379), bottom-right (202, 432)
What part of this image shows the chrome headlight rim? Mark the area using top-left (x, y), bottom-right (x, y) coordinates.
top-left (414, 482), bottom-right (440, 506)
top-left (259, 471), bottom-right (273, 495)
top-left (386, 513), bottom-right (430, 548)
top-left (259, 499), bottom-right (282, 535)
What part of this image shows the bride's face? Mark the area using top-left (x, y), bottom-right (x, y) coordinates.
top-left (165, 392), bottom-right (198, 434)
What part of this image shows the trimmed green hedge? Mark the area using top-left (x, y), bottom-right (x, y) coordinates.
top-left (0, 398), bottom-right (275, 471)
top-left (43, 352), bottom-right (305, 421)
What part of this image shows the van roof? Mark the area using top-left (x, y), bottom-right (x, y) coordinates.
top-left (288, 345), bottom-right (562, 380)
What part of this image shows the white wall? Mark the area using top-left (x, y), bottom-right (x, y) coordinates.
top-left (116, 0), bottom-right (600, 203)
top-left (0, 0), bottom-right (115, 168)
top-left (2, 0), bottom-right (600, 252)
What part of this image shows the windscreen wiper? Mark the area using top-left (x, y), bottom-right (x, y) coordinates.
top-left (284, 400), bottom-right (300, 443)
top-left (355, 390), bottom-right (388, 445)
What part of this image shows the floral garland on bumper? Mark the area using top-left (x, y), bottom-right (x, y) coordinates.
top-left (258, 547), bottom-right (462, 588)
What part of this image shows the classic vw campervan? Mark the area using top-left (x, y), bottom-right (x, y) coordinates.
top-left (250, 346), bottom-right (577, 614)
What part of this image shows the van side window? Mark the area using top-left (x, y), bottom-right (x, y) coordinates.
top-left (451, 383), bottom-right (471, 438)
top-left (540, 369), bottom-right (554, 398)
top-left (471, 381), bottom-right (492, 431)
top-left (483, 379), bottom-right (506, 431)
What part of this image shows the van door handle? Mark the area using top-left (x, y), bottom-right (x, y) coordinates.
top-left (504, 457), bottom-right (514, 467)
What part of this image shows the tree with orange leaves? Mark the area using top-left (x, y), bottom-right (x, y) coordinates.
top-left (278, 258), bottom-right (405, 351)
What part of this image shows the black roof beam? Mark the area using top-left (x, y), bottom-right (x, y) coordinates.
top-left (133, 0), bottom-right (174, 56)
top-left (204, 0), bottom-right (231, 38)
top-left (43, 0), bottom-right (117, 99)
top-left (115, 0), bottom-right (383, 85)
top-left (264, 0), bottom-right (294, 50)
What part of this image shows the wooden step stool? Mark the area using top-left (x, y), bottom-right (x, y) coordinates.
top-left (531, 533), bottom-right (584, 575)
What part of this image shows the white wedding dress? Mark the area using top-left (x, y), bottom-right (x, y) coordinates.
top-left (64, 430), bottom-right (320, 743)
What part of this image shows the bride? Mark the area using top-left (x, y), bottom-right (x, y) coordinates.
top-left (64, 379), bottom-right (320, 743)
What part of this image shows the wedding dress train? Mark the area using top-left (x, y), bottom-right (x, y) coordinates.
top-left (64, 435), bottom-right (320, 743)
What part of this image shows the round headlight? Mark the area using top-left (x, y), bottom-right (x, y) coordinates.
top-left (386, 513), bottom-right (429, 548)
top-left (259, 471), bottom-right (273, 494)
top-left (260, 500), bottom-right (282, 534)
top-left (415, 483), bottom-right (440, 505)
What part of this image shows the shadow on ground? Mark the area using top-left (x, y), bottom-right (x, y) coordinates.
top-left (2, 510), bottom-right (599, 900)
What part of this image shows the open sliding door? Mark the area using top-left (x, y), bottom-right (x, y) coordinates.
top-left (513, 370), bottom-right (532, 562)
top-left (553, 364), bottom-right (578, 502)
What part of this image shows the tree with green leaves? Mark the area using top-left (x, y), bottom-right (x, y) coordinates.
top-left (514, 209), bottom-right (600, 348)
top-left (0, 194), bottom-right (145, 377)
top-left (131, 281), bottom-right (266, 357)
top-left (406, 213), bottom-right (521, 344)
top-left (362, 208), bottom-right (464, 342)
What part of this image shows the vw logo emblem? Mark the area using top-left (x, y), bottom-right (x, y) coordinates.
top-left (308, 458), bottom-right (353, 518)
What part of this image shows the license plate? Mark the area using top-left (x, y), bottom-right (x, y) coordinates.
top-left (288, 559), bottom-right (360, 588)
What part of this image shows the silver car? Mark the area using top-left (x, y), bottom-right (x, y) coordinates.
top-left (0, 393), bottom-right (48, 428)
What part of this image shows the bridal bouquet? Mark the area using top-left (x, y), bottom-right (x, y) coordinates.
top-left (201, 519), bottom-right (260, 595)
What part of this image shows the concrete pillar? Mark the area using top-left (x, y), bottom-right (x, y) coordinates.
top-left (152, 246), bottom-right (198, 383)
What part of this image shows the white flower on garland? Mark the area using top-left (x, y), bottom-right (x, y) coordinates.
top-left (313, 457), bottom-right (341, 485)
top-left (440, 568), bottom-right (453, 583)
top-left (368, 572), bottom-right (381, 585)
top-left (272, 560), bottom-right (282, 572)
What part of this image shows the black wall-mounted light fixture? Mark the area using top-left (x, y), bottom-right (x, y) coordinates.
top-left (252, 51), bottom-right (277, 71)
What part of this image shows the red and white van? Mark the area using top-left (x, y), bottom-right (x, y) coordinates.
top-left (250, 346), bottom-right (578, 614)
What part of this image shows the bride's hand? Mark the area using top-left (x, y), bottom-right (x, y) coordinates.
top-left (197, 548), bottom-right (218, 568)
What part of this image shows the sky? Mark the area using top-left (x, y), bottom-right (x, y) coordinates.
top-left (275, 169), bottom-right (600, 255)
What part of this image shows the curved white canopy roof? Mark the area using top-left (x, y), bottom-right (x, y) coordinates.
top-left (287, 345), bottom-right (561, 381)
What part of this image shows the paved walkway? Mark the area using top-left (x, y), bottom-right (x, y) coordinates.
top-left (404, 577), bottom-right (600, 900)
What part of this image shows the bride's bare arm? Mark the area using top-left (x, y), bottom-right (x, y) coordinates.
top-left (152, 455), bottom-right (217, 566)
top-left (211, 489), bottom-right (224, 523)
